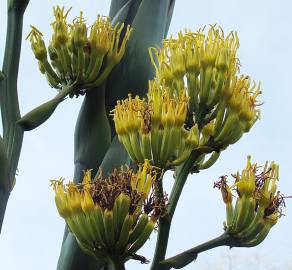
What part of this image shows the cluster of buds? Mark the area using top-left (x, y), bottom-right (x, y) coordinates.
top-left (27, 6), bottom-right (132, 97)
top-left (113, 80), bottom-right (204, 168)
top-left (51, 161), bottom-right (167, 262)
top-left (214, 156), bottom-right (284, 247)
top-left (150, 25), bottom-right (261, 150)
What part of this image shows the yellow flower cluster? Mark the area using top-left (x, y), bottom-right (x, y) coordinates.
top-left (27, 6), bottom-right (132, 96)
top-left (150, 26), bottom-right (239, 104)
top-left (149, 26), bottom-right (261, 148)
top-left (51, 161), bottom-right (166, 261)
top-left (113, 80), bottom-right (201, 168)
top-left (215, 156), bottom-right (282, 247)
top-left (113, 25), bottom-right (262, 169)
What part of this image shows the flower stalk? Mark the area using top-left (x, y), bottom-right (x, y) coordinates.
top-left (0, 0), bottom-right (29, 232)
top-left (150, 150), bottom-right (203, 270)
top-left (160, 233), bottom-right (232, 270)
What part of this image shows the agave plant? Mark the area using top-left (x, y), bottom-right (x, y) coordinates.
top-left (0, 1), bottom-right (289, 270)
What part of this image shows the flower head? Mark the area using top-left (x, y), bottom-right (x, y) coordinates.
top-left (27, 6), bottom-right (132, 97)
top-left (113, 80), bottom-right (199, 168)
top-left (149, 25), bottom-right (261, 151)
top-left (51, 161), bottom-right (166, 261)
top-left (214, 156), bottom-right (283, 247)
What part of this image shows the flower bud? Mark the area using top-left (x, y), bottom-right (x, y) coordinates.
top-left (26, 27), bottom-right (47, 61)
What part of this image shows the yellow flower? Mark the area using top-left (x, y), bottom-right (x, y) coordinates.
top-left (234, 155), bottom-right (256, 197)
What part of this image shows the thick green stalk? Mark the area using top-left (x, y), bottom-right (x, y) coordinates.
top-left (164, 0), bottom-right (176, 37)
top-left (106, 0), bottom-right (171, 112)
top-left (159, 234), bottom-right (231, 270)
top-left (150, 151), bottom-right (201, 270)
top-left (107, 257), bottom-right (126, 270)
top-left (73, 84), bottom-right (111, 183)
top-left (57, 85), bottom-right (111, 270)
top-left (0, 190), bottom-right (9, 232)
top-left (0, 0), bottom-right (29, 232)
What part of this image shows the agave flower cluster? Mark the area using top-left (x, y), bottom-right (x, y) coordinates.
top-left (214, 156), bottom-right (283, 247)
top-left (113, 80), bottom-right (199, 168)
top-left (51, 161), bottom-right (166, 262)
top-left (150, 26), bottom-right (261, 147)
top-left (27, 6), bottom-right (132, 97)
top-left (113, 25), bottom-right (262, 169)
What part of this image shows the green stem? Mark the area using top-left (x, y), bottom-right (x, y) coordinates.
top-left (159, 233), bottom-right (231, 270)
top-left (0, 189), bottom-right (9, 231)
top-left (107, 258), bottom-right (126, 270)
top-left (150, 151), bottom-right (201, 270)
top-left (73, 84), bottom-right (111, 183)
top-left (0, 0), bottom-right (29, 233)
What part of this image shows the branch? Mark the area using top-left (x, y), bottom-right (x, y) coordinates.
top-left (17, 84), bottom-right (77, 131)
top-left (150, 151), bottom-right (202, 269)
top-left (159, 234), bottom-right (232, 270)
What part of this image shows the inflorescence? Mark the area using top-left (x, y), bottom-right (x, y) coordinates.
top-left (214, 156), bottom-right (284, 247)
top-left (27, 6), bottom-right (132, 97)
top-left (113, 25), bottom-right (262, 169)
top-left (51, 161), bottom-right (167, 262)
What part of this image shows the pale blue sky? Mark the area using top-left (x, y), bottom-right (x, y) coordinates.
top-left (0, 0), bottom-right (292, 269)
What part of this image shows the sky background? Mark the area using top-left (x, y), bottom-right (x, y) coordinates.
top-left (0, 0), bottom-right (292, 269)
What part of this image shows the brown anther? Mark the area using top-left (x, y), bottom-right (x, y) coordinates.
top-left (264, 191), bottom-right (287, 218)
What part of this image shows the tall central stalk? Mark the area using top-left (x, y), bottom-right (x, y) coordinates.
top-left (57, 85), bottom-right (111, 270)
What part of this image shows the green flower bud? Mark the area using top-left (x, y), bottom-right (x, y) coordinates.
top-left (26, 26), bottom-right (47, 61)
